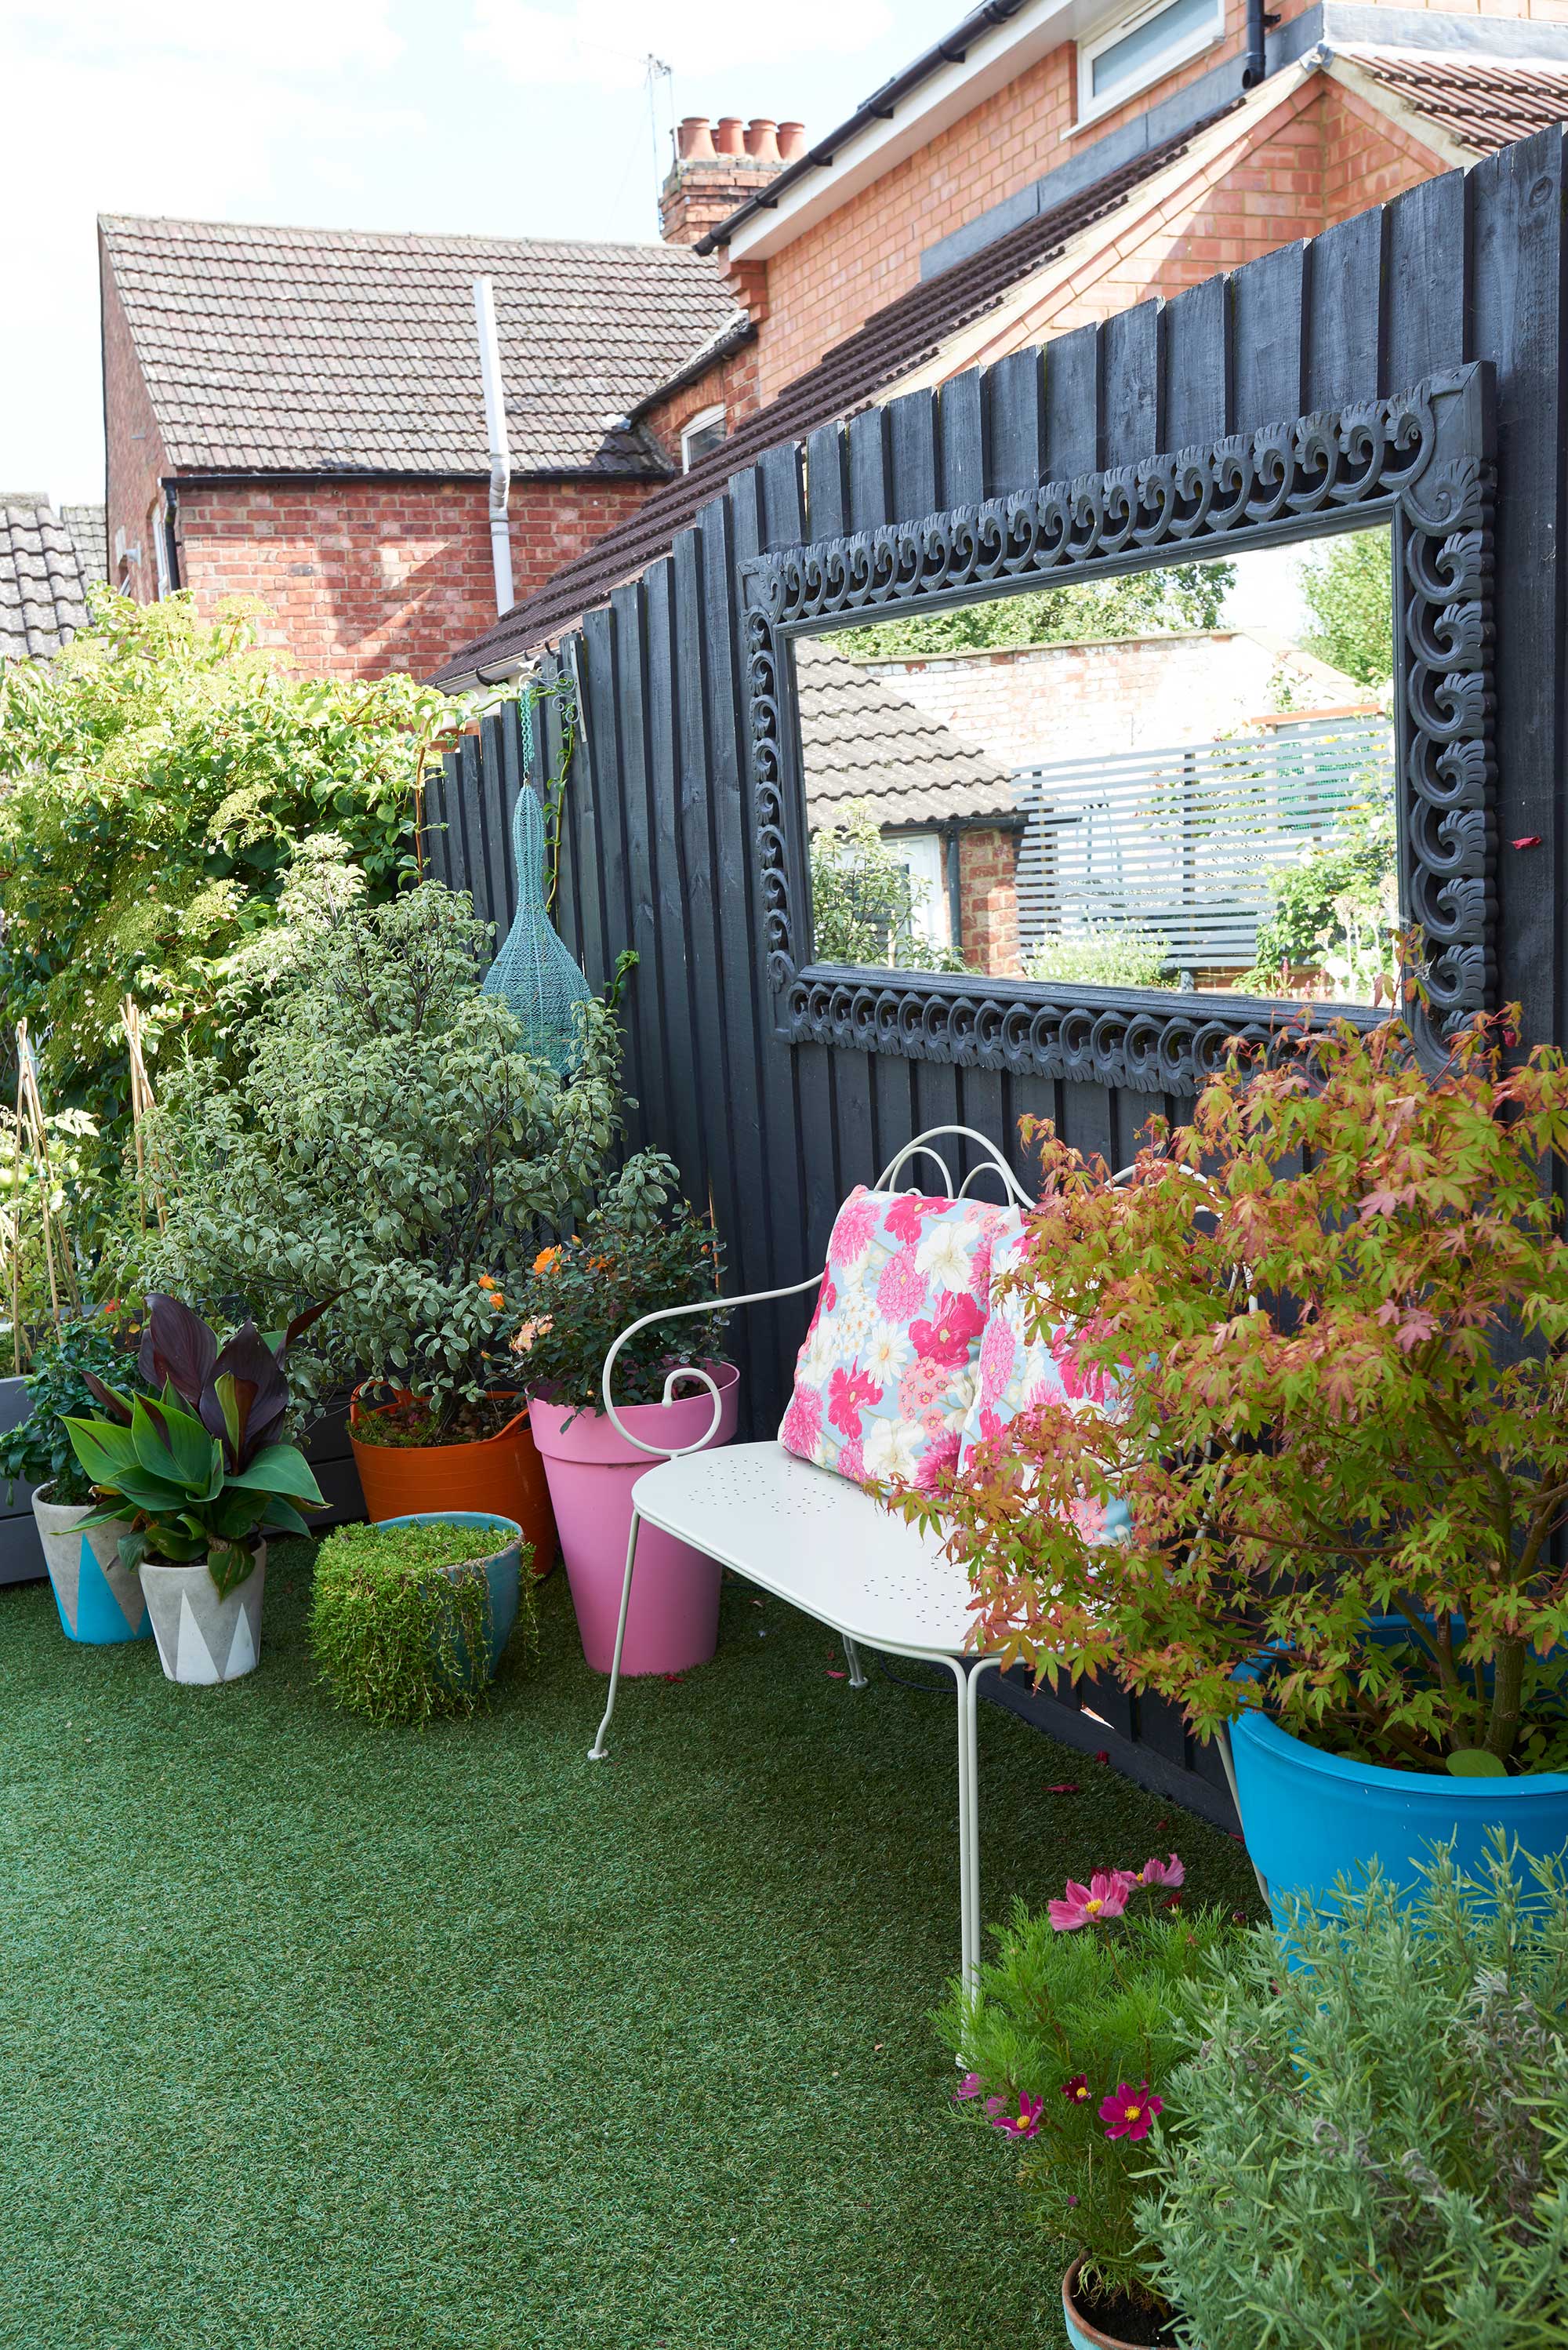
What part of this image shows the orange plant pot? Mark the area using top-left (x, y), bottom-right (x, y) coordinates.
top-left (347, 1388), bottom-right (557, 1578)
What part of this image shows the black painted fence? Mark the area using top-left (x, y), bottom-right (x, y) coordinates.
top-left (427, 132), bottom-right (1568, 1829)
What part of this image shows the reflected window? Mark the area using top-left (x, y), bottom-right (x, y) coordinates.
top-left (795, 525), bottom-right (1399, 1010)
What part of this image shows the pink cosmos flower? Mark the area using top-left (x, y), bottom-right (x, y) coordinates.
top-left (1060, 2073), bottom-right (1091, 2107)
top-left (828, 1191), bottom-right (880, 1267)
top-left (956, 2072), bottom-right (985, 2101)
top-left (780, 1386), bottom-right (822, 1457)
top-left (1099, 2082), bottom-right (1163, 2142)
top-left (1047, 1869), bottom-right (1136, 1931)
top-left (827, 1364), bottom-right (882, 1439)
top-left (884, 1193), bottom-right (933, 1248)
top-left (877, 1247), bottom-right (927, 1321)
top-left (993, 2091), bottom-right (1045, 2140)
top-left (1138, 1853), bottom-right (1185, 1889)
top-left (910, 1289), bottom-right (986, 1369)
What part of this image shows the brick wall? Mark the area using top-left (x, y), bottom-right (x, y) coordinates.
top-left (637, 336), bottom-right (761, 470)
top-left (169, 475), bottom-right (654, 678)
top-left (101, 252), bottom-right (169, 605)
top-left (859, 630), bottom-right (1367, 771)
top-left (735, 0), bottom-right (1509, 399)
top-left (957, 826), bottom-right (1023, 975)
top-left (910, 74), bottom-right (1446, 375)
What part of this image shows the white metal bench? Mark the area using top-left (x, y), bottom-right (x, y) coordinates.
top-left (589, 1126), bottom-right (1034, 1996)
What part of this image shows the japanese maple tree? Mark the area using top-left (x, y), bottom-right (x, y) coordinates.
top-left (920, 1012), bottom-right (1568, 1774)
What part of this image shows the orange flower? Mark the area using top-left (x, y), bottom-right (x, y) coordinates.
top-left (490, 1293), bottom-right (505, 1312)
top-left (532, 1246), bottom-right (562, 1276)
top-left (477, 1273), bottom-right (497, 1291)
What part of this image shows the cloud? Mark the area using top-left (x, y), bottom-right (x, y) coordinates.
top-left (465, 0), bottom-right (896, 88)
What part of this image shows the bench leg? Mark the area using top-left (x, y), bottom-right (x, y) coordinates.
top-left (843, 1637), bottom-right (868, 1690)
top-left (588, 1509), bottom-right (643, 1763)
top-left (961, 1659), bottom-right (1001, 1999)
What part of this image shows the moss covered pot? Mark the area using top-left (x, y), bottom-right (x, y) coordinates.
top-left (309, 1512), bottom-right (532, 1725)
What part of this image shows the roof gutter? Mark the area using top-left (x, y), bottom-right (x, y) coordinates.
top-left (693, 0), bottom-right (1032, 254)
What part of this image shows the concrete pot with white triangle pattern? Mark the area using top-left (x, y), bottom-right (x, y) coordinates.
top-left (33, 1484), bottom-right (152, 1645)
top-left (140, 1546), bottom-right (267, 1686)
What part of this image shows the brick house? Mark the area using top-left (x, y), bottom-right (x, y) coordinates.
top-left (98, 209), bottom-right (773, 677)
top-left (436, 0), bottom-right (1568, 943)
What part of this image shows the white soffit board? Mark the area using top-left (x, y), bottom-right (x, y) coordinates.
top-left (726, 0), bottom-right (1106, 264)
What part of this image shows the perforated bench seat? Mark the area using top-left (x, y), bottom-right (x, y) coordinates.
top-left (628, 1440), bottom-right (976, 1658)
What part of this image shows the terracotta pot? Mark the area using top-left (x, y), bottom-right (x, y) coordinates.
top-left (1062, 2258), bottom-right (1174, 2349)
top-left (347, 1388), bottom-right (556, 1577)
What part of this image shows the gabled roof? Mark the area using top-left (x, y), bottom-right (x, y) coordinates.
top-left (99, 213), bottom-right (745, 481)
top-left (0, 496), bottom-right (105, 665)
top-left (432, 106), bottom-right (1226, 685)
top-left (1338, 49), bottom-right (1568, 156)
top-left (797, 638), bottom-right (1017, 827)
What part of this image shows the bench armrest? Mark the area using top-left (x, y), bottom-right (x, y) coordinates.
top-left (601, 1270), bottom-right (823, 1459)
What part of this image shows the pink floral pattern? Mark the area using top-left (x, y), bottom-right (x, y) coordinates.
top-left (957, 1222), bottom-right (1133, 1544)
top-left (780, 1186), bottom-right (1011, 1490)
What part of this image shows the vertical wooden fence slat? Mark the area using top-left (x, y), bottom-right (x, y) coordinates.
top-left (1468, 131), bottom-right (1566, 1058)
top-left (1231, 239), bottom-right (1307, 428)
top-left (1161, 274), bottom-right (1229, 449)
top-left (1304, 205), bottom-right (1386, 411)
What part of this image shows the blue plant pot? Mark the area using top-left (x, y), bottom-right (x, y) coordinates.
top-left (1230, 1677), bottom-right (1568, 1926)
top-left (372, 1511), bottom-right (522, 1693)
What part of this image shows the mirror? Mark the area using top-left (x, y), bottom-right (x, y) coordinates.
top-left (795, 522), bottom-right (1397, 1009)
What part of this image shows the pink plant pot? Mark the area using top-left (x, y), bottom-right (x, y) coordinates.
top-left (526, 1363), bottom-right (739, 1676)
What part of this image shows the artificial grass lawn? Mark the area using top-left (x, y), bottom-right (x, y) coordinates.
top-left (2, 1545), bottom-right (1260, 2350)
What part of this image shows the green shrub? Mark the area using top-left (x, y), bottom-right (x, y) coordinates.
top-left (512, 1150), bottom-right (728, 1415)
top-left (1145, 1840), bottom-right (1568, 2349)
top-left (0, 1307), bottom-right (141, 1506)
top-left (130, 876), bottom-right (624, 1427)
top-left (1023, 925), bottom-right (1173, 989)
top-left (0, 590), bottom-right (502, 1145)
top-left (309, 1516), bottom-right (536, 1725)
top-left (935, 1852), bottom-right (1240, 2318)
top-left (809, 801), bottom-right (967, 972)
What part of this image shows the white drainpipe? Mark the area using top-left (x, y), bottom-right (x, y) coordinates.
top-left (472, 275), bottom-right (514, 616)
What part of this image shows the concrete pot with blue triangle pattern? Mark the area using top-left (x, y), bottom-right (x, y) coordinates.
top-left (33, 1484), bottom-right (151, 1645)
top-left (140, 1546), bottom-right (267, 1686)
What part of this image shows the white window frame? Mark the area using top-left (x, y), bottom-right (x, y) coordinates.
top-left (884, 829), bottom-right (951, 950)
top-left (680, 404), bottom-right (727, 472)
top-left (1076, 0), bottom-right (1224, 131)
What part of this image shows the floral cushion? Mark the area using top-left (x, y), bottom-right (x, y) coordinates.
top-left (779, 1186), bottom-right (1015, 1491)
top-left (958, 1222), bottom-right (1133, 1546)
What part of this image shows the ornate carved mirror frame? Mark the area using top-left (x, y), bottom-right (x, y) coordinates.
top-left (742, 363), bottom-right (1494, 1088)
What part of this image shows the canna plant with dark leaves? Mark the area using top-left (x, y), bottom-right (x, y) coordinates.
top-left (64, 1293), bottom-right (328, 1596)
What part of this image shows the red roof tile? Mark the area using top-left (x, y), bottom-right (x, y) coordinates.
top-left (1348, 49), bottom-right (1568, 155)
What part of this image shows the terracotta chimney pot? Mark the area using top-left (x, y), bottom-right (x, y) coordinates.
top-left (745, 117), bottom-right (780, 163)
top-left (714, 115), bottom-right (746, 156)
top-left (677, 115), bottom-right (717, 160)
top-left (777, 120), bottom-right (807, 161)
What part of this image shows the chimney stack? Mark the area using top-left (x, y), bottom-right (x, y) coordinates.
top-left (660, 114), bottom-right (801, 246)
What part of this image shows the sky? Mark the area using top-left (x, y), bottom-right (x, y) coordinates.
top-left (3, 0), bottom-right (964, 507)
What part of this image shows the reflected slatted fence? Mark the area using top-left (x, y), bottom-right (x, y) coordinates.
top-left (1014, 712), bottom-right (1395, 974)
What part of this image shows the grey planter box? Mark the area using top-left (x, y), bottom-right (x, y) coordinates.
top-left (0, 1380), bottom-right (365, 1589)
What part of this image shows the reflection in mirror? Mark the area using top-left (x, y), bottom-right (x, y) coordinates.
top-left (796, 524), bottom-right (1396, 1008)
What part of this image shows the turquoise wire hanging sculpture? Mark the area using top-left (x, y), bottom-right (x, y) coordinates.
top-left (481, 691), bottom-right (592, 1075)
